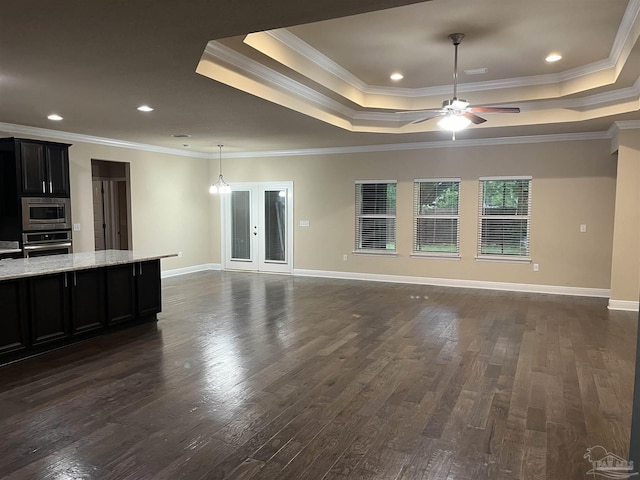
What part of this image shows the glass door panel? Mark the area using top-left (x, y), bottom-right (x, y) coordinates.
top-left (231, 190), bottom-right (251, 260)
top-left (264, 190), bottom-right (286, 263)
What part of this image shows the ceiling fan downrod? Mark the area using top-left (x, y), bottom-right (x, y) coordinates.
top-left (449, 33), bottom-right (464, 101)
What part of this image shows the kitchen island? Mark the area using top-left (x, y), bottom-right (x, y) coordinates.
top-left (0, 250), bottom-right (176, 365)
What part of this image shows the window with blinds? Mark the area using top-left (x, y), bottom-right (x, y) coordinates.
top-left (478, 177), bottom-right (532, 258)
top-left (413, 179), bottom-right (460, 256)
top-left (355, 181), bottom-right (397, 253)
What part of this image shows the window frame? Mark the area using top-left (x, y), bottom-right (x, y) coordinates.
top-left (476, 176), bottom-right (532, 263)
top-left (412, 177), bottom-right (461, 258)
top-left (354, 180), bottom-right (397, 255)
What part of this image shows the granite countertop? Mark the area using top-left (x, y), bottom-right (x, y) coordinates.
top-left (0, 240), bottom-right (21, 255)
top-left (0, 250), bottom-right (177, 281)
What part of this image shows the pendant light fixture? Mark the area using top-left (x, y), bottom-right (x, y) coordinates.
top-left (209, 144), bottom-right (231, 194)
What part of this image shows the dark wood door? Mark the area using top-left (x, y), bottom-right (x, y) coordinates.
top-left (0, 280), bottom-right (28, 356)
top-left (71, 268), bottom-right (106, 334)
top-left (45, 144), bottom-right (70, 197)
top-left (106, 264), bottom-right (136, 324)
top-left (20, 142), bottom-right (47, 196)
top-left (136, 260), bottom-right (161, 317)
top-left (29, 273), bottom-right (70, 346)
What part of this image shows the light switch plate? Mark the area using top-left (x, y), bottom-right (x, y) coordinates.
top-left (73, 223), bottom-right (81, 231)
top-left (299, 220), bottom-right (310, 227)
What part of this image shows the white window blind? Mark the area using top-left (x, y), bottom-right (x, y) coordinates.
top-left (355, 181), bottom-right (396, 253)
top-left (413, 178), bottom-right (460, 256)
top-left (478, 177), bottom-right (532, 258)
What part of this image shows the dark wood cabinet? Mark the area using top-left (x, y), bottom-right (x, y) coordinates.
top-left (71, 268), bottom-right (106, 334)
top-left (0, 259), bottom-right (163, 364)
top-left (0, 280), bottom-right (28, 355)
top-left (20, 141), bottom-right (70, 197)
top-left (136, 260), bottom-right (161, 317)
top-left (106, 264), bottom-right (136, 325)
top-left (29, 273), bottom-right (70, 346)
top-left (0, 138), bottom-right (71, 200)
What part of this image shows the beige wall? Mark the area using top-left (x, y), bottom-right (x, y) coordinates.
top-left (221, 139), bottom-right (616, 289)
top-left (0, 129), bottom-right (618, 291)
top-left (610, 130), bottom-right (640, 302)
top-left (0, 130), bottom-right (212, 272)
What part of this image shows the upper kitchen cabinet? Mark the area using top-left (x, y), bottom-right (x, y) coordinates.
top-left (0, 138), bottom-right (71, 198)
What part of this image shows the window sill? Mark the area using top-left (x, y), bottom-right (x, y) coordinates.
top-left (411, 253), bottom-right (461, 261)
top-left (475, 255), bottom-right (531, 264)
top-left (353, 250), bottom-right (397, 257)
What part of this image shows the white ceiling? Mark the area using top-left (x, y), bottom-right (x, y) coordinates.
top-left (1, 0), bottom-right (639, 155)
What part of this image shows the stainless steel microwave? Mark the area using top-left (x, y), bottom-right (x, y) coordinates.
top-left (22, 197), bottom-right (71, 231)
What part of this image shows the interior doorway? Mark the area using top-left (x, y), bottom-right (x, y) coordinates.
top-left (91, 160), bottom-right (132, 251)
top-left (222, 181), bottom-right (293, 274)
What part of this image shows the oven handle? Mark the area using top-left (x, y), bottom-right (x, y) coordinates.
top-left (24, 242), bottom-right (73, 250)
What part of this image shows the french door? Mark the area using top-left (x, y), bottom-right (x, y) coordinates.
top-left (222, 182), bottom-right (293, 273)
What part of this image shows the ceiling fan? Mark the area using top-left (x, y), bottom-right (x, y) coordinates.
top-left (401, 33), bottom-right (520, 136)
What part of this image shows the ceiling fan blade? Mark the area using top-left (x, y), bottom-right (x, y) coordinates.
top-left (463, 112), bottom-right (486, 124)
top-left (468, 106), bottom-right (520, 114)
top-left (396, 108), bottom-right (447, 115)
top-left (411, 114), bottom-right (444, 125)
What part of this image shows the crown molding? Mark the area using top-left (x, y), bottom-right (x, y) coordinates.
top-left (0, 122), bottom-right (211, 159)
top-left (203, 42), bottom-right (354, 118)
top-left (204, 42), bottom-right (640, 129)
top-left (263, 0), bottom-right (640, 100)
top-left (224, 131), bottom-right (610, 159)
top-left (0, 121), bottom-right (612, 160)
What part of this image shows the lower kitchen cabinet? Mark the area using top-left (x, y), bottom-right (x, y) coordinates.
top-left (0, 279), bottom-right (28, 356)
top-left (29, 273), bottom-right (70, 346)
top-left (0, 258), bottom-right (164, 364)
top-left (136, 260), bottom-right (161, 317)
top-left (71, 268), bottom-right (106, 334)
top-left (106, 264), bottom-right (136, 325)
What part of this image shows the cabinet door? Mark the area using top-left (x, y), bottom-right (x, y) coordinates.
top-left (20, 142), bottom-right (47, 195)
top-left (46, 144), bottom-right (70, 197)
top-left (29, 273), bottom-right (70, 346)
top-left (106, 264), bottom-right (136, 324)
top-left (136, 260), bottom-right (161, 318)
top-left (0, 280), bottom-right (28, 356)
top-left (71, 269), bottom-right (106, 334)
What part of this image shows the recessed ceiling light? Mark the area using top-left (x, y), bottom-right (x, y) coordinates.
top-left (390, 72), bottom-right (404, 81)
top-left (137, 105), bottom-right (154, 112)
top-left (545, 53), bottom-right (562, 62)
top-left (172, 134), bottom-right (191, 138)
top-left (47, 114), bottom-right (63, 121)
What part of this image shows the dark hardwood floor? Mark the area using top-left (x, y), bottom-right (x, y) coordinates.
top-left (0, 271), bottom-right (636, 479)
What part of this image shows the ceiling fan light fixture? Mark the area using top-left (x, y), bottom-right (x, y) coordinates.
top-left (438, 114), bottom-right (471, 132)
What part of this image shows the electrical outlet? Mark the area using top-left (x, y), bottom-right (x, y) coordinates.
top-left (178, 251), bottom-right (183, 258)
top-left (580, 224), bottom-right (587, 233)
top-left (73, 223), bottom-right (81, 231)
top-left (343, 254), bottom-right (348, 261)
top-left (533, 263), bottom-right (539, 272)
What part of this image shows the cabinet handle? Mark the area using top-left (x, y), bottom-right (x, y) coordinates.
top-left (42, 181), bottom-right (46, 193)
top-left (73, 272), bottom-right (77, 287)
top-left (139, 263), bottom-right (143, 276)
top-left (49, 181), bottom-right (53, 193)
top-left (64, 273), bottom-right (68, 288)
top-left (132, 264), bottom-right (136, 277)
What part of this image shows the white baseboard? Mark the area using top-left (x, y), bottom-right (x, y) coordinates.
top-left (161, 263), bottom-right (221, 278)
top-left (293, 268), bottom-right (611, 298)
top-left (607, 300), bottom-right (640, 311)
